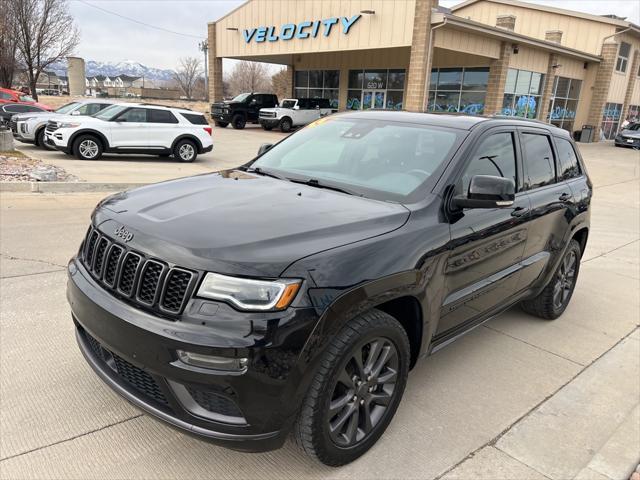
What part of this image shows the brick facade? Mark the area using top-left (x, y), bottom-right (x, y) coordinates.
top-left (207, 23), bottom-right (224, 102)
top-left (621, 49), bottom-right (640, 123)
top-left (586, 41), bottom-right (619, 141)
top-left (405, 0), bottom-right (433, 112)
top-left (285, 65), bottom-right (294, 98)
top-left (484, 42), bottom-right (512, 116)
top-left (539, 54), bottom-right (558, 123)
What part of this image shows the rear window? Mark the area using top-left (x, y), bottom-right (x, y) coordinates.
top-left (148, 109), bottom-right (178, 124)
top-left (181, 112), bottom-right (208, 125)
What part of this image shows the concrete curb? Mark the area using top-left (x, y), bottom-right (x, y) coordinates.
top-left (0, 182), bottom-right (148, 193)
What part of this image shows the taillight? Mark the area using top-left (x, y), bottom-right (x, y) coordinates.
top-left (204, 127), bottom-right (212, 135)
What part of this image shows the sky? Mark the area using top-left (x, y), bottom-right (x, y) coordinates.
top-left (68, 0), bottom-right (640, 70)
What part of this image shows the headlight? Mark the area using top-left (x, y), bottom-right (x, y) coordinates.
top-left (197, 273), bottom-right (301, 311)
top-left (58, 122), bottom-right (81, 128)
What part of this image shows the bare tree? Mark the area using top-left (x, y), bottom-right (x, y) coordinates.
top-left (173, 57), bottom-right (202, 100)
top-left (12, 0), bottom-right (79, 100)
top-left (270, 68), bottom-right (291, 101)
top-left (0, 1), bottom-right (18, 88)
top-left (226, 61), bottom-right (272, 97)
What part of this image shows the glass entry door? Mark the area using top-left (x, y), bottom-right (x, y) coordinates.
top-left (362, 90), bottom-right (386, 110)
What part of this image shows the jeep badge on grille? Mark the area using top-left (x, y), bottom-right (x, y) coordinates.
top-left (114, 225), bottom-right (134, 243)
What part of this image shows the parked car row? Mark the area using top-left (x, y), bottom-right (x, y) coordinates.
top-left (0, 87), bottom-right (53, 111)
top-left (9, 100), bottom-right (212, 162)
top-left (211, 92), bottom-right (336, 132)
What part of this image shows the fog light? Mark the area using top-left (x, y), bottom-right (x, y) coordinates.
top-left (177, 350), bottom-right (248, 371)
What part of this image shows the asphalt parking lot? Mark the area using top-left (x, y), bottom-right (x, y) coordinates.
top-left (0, 139), bottom-right (639, 479)
top-left (14, 124), bottom-right (288, 183)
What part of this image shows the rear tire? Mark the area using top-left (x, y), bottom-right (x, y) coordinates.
top-left (231, 115), bottom-right (246, 130)
top-left (73, 134), bottom-right (103, 160)
top-left (293, 309), bottom-right (410, 466)
top-left (521, 239), bottom-right (581, 320)
top-left (262, 124), bottom-right (273, 131)
top-left (215, 121), bottom-right (228, 128)
top-left (173, 139), bottom-right (197, 163)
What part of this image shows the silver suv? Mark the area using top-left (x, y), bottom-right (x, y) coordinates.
top-left (12, 99), bottom-right (115, 149)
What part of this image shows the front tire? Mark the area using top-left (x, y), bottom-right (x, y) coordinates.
top-left (262, 124), bottom-right (273, 131)
top-left (293, 309), bottom-right (410, 466)
top-left (73, 134), bottom-right (103, 160)
top-left (36, 128), bottom-right (52, 150)
top-left (231, 114), bottom-right (246, 130)
top-left (173, 139), bottom-right (197, 162)
top-left (521, 239), bottom-right (581, 320)
top-left (279, 117), bottom-right (292, 133)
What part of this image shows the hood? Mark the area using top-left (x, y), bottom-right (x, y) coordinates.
top-left (94, 171), bottom-right (410, 277)
top-left (620, 129), bottom-right (640, 138)
top-left (213, 101), bottom-right (241, 107)
top-left (13, 111), bottom-right (60, 122)
top-left (50, 114), bottom-right (104, 126)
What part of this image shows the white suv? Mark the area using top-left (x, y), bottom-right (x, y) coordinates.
top-left (45, 103), bottom-right (213, 162)
top-left (12, 99), bottom-right (115, 149)
top-left (258, 98), bottom-right (334, 132)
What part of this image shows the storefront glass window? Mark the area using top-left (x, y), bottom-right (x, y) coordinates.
top-left (502, 68), bottom-right (545, 119)
top-left (294, 70), bottom-right (340, 108)
top-left (601, 102), bottom-right (622, 140)
top-left (347, 69), bottom-right (406, 110)
top-left (627, 105), bottom-right (640, 123)
top-left (428, 67), bottom-right (489, 115)
top-left (548, 76), bottom-right (582, 132)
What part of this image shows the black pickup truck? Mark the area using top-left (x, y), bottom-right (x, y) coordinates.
top-left (211, 93), bottom-right (278, 129)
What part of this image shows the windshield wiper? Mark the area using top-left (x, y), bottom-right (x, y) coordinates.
top-left (289, 178), bottom-right (358, 196)
top-left (243, 166), bottom-right (286, 180)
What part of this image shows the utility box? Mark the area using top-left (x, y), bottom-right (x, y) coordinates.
top-left (579, 125), bottom-right (595, 143)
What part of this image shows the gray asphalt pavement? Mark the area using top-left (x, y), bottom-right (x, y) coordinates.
top-left (0, 141), bottom-right (638, 479)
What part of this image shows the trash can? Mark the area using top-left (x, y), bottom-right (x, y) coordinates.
top-left (579, 125), bottom-right (594, 143)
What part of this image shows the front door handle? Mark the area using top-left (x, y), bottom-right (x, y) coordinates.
top-left (511, 207), bottom-right (530, 217)
top-left (559, 193), bottom-right (572, 202)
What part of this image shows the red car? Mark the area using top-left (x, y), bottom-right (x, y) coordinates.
top-left (0, 88), bottom-right (53, 111)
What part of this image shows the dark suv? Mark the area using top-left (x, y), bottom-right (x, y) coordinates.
top-left (68, 112), bottom-right (591, 466)
top-left (211, 92), bottom-right (278, 129)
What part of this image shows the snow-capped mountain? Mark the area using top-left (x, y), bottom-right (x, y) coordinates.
top-left (49, 59), bottom-right (175, 81)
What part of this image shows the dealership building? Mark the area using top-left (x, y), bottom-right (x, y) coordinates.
top-left (207, 0), bottom-right (640, 140)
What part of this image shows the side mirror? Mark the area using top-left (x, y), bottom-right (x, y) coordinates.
top-left (71, 110), bottom-right (81, 116)
top-left (257, 143), bottom-right (273, 156)
top-left (452, 175), bottom-right (515, 209)
top-left (293, 105), bottom-right (300, 110)
top-left (249, 99), bottom-right (257, 105)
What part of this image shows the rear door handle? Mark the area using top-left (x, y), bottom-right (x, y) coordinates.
top-left (559, 193), bottom-right (572, 202)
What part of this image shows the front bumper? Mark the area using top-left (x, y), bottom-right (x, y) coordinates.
top-left (614, 136), bottom-right (640, 148)
top-left (259, 118), bottom-right (280, 128)
top-left (67, 257), bottom-right (319, 452)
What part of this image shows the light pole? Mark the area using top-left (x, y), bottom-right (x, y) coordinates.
top-left (199, 39), bottom-right (208, 101)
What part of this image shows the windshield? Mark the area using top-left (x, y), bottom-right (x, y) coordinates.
top-left (19, 95), bottom-right (35, 102)
top-left (56, 102), bottom-right (80, 114)
top-left (251, 117), bottom-right (463, 201)
top-left (627, 123), bottom-right (640, 131)
top-left (281, 100), bottom-right (297, 109)
top-left (93, 104), bottom-right (128, 120)
top-left (232, 93), bottom-right (251, 102)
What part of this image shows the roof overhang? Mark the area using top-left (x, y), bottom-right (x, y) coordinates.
top-left (433, 13), bottom-right (602, 63)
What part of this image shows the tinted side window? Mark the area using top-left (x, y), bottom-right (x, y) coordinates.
top-left (116, 108), bottom-right (147, 122)
top-left (76, 103), bottom-right (102, 115)
top-left (521, 133), bottom-right (556, 189)
top-left (263, 95), bottom-right (276, 107)
top-left (0, 92), bottom-right (14, 100)
top-left (182, 113), bottom-right (207, 125)
top-left (555, 138), bottom-right (581, 180)
top-left (148, 109), bottom-right (178, 123)
top-left (461, 132), bottom-right (518, 194)
top-left (98, 104), bottom-right (111, 111)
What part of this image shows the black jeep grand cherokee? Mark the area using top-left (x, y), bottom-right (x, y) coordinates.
top-left (68, 112), bottom-right (591, 466)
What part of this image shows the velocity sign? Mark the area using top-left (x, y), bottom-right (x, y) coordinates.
top-left (242, 15), bottom-right (362, 43)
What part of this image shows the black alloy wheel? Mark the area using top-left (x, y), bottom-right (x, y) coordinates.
top-left (294, 309), bottom-right (410, 466)
top-left (327, 337), bottom-right (399, 447)
top-left (521, 238), bottom-right (581, 320)
top-left (552, 248), bottom-right (577, 309)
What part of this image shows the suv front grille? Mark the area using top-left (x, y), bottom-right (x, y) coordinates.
top-left (186, 385), bottom-right (243, 418)
top-left (259, 111), bottom-right (276, 118)
top-left (80, 227), bottom-right (196, 316)
top-left (45, 120), bottom-right (58, 133)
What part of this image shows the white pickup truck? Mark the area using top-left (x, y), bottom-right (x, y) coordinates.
top-left (258, 98), bottom-right (334, 132)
